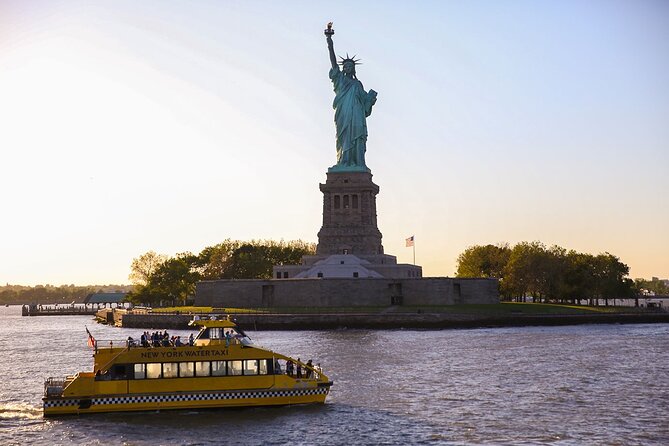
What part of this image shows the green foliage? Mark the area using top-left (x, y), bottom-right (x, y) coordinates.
top-left (126, 252), bottom-right (200, 307)
top-left (634, 277), bottom-right (669, 295)
top-left (456, 244), bottom-right (510, 278)
top-left (128, 250), bottom-right (168, 285)
top-left (198, 239), bottom-right (315, 280)
top-left (126, 239), bottom-right (316, 307)
top-left (456, 241), bottom-right (636, 303)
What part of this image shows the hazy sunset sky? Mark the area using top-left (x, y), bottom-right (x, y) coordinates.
top-left (1, 0), bottom-right (667, 286)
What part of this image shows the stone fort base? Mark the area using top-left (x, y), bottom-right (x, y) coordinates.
top-left (195, 277), bottom-right (499, 308)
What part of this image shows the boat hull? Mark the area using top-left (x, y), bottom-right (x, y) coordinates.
top-left (43, 385), bottom-right (330, 416)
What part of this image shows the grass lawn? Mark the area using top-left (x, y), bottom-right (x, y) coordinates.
top-left (397, 303), bottom-right (631, 315)
top-left (151, 306), bottom-right (265, 314)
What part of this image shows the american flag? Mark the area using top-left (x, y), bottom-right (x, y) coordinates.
top-left (405, 235), bottom-right (415, 247)
top-left (86, 326), bottom-right (96, 349)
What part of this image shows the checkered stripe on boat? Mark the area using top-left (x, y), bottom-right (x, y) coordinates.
top-left (43, 399), bottom-right (79, 408)
top-left (44, 387), bottom-right (328, 408)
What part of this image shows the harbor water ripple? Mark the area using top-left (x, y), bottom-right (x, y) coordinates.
top-left (0, 306), bottom-right (667, 445)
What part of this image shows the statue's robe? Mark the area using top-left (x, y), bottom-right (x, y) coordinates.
top-left (330, 66), bottom-right (375, 169)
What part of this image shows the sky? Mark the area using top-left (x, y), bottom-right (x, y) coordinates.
top-left (1, 0), bottom-right (667, 286)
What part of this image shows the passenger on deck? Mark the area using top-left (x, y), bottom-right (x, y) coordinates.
top-left (188, 333), bottom-right (194, 346)
top-left (175, 336), bottom-right (183, 346)
top-left (305, 359), bottom-right (313, 378)
top-left (286, 360), bottom-right (294, 376)
top-left (225, 331), bottom-right (232, 347)
top-left (296, 358), bottom-right (302, 378)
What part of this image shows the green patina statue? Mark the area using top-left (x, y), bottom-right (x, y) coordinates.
top-left (325, 23), bottom-right (377, 172)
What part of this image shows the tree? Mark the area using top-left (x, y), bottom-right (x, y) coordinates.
top-left (197, 239), bottom-right (315, 280)
top-left (126, 252), bottom-right (200, 307)
top-left (150, 253), bottom-right (201, 306)
top-left (224, 240), bottom-right (316, 279)
top-left (456, 244), bottom-right (511, 279)
top-left (591, 253), bottom-right (634, 305)
top-left (562, 251), bottom-right (597, 305)
top-left (454, 241), bottom-right (636, 305)
top-left (503, 241), bottom-right (547, 302)
top-left (125, 239), bottom-right (316, 306)
top-left (541, 245), bottom-right (569, 303)
top-left (129, 251), bottom-right (168, 286)
top-left (197, 239), bottom-right (245, 280)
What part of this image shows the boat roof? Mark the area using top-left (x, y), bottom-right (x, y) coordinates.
top-left (189, 317), bottom-right (237, 329)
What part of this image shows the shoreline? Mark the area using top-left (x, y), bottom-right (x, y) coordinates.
top-left (104, 310), bottom-right (669, 330)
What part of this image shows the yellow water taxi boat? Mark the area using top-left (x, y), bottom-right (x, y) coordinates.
top-left (43, 317), bottom-right (332, 416)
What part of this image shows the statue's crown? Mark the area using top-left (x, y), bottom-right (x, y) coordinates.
top-left (338, 53), bottom-right (361, 66)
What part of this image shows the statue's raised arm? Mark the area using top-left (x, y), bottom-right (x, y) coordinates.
top-left (325, 22), bottom-right (337, 70)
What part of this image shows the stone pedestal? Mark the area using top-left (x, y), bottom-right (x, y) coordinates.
top-left (316, 171), bottom-right (384, 256)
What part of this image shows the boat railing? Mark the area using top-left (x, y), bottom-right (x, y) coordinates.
top-left (94, 338), bottom-right (200, 350)
top-left (44, 377), bottom-right (66, 397)
top-left (94, 339), bottom-right (133, 350)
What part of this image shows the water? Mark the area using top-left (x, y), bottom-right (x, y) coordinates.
top-left (1, 305), bottom-right (668, 445)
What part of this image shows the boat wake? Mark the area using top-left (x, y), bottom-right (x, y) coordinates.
top-left (0, 402), bottom-right (42, 420)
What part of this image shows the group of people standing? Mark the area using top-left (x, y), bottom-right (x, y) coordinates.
top-left (285, 358), bottom-right (318, 379)
top-left (130, 331), bottom-right (195, 348)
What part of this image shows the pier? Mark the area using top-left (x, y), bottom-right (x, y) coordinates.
top-left (22, 303), bottom-right (110, 316)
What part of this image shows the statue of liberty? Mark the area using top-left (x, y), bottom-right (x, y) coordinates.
top-left (325, 23), bottom-right (377, 172)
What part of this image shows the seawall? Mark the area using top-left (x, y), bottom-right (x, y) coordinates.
top-left (108, 311), bottom-right (669, 331)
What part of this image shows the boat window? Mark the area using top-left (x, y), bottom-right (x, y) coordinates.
top-left (146, 363), bottom-right (161, 379)
top-left (244, 360), bottom-right (258, 375)
top-left (134, 364), bottom-right (146, 379)
top-left (209, 328), bottom-right (223, 339)
top-left (259, 360), bottom-right (269, 375)
top-left (112, 364), bottom-right (128, 380)
top-left (195, 361), bottom-right (210, 377)
top-left (163, 363), bottom-right (178, 378)
top-left (229, 360), bottom-right (243, 376)
top-left (212, 361), bottom-right (227, 376)
top-left (179, 362), bottom-right (195, 378)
